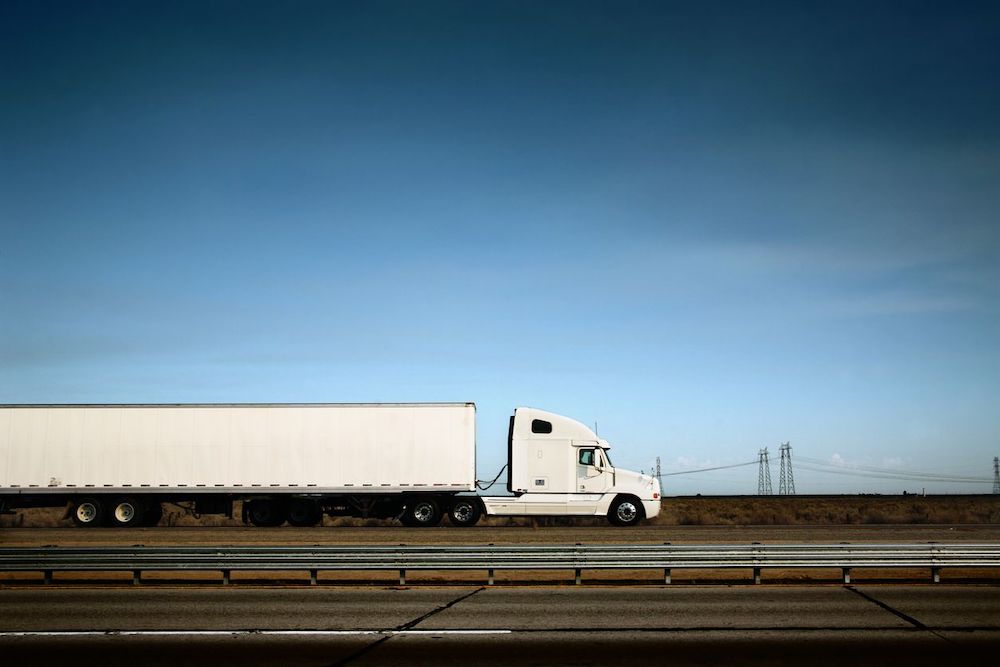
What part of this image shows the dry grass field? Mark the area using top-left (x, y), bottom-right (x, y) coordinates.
top-left (660, 494), bottom-right (1000, 526)
top-left (3, 494), bottom-right (999, 529)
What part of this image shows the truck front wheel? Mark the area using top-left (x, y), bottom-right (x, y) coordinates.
top-left (608, 495), bottom-right (644, 527)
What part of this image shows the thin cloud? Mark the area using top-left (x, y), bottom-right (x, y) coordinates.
top-left (818, 292), bottom-right (978, 317)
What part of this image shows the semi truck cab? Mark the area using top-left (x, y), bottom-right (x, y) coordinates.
top-left (481, 407), bottom-right (661, 526)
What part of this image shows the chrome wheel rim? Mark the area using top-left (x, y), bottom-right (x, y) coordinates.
top-left (453, 503), bottom-right (473, 523)
top-left (616, 502), bottom-right (638, 523)
top-left (77, 502), bottom-right (98, 523)
top-left (114, 503), bottom-right (135, 523)
top-left (413, 502), bottom-right (434, 523)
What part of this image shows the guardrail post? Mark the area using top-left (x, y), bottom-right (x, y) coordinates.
top-left (664, 568), bottom-right (671, 585)
top-left (487, 543), bottom-right (495, 585)
top-left (133, 570), bottom-right (141, 586)
top-left (310, 569), bottom-right (318, 586)
top-left (43, 570), bottom-right (52, 585)
top-left (575, 542), bottom-right (582, 585)
top-left (932, 567), bottom-right (940, 584)
top-left (842, 568), bottom-right (851, 584)
top-left (222, 569), bottom-right (230, 585)
top-left (753, 567), bottom-right (761, 585)
top-left (399, 568), bottom-right (406, 586)
top-left (752, 542), bottom-right (762, 584)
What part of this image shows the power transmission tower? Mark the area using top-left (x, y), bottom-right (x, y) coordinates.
top-left (778, 442), bottom-right (795, 495)
top-left (993, 457), bottom-right (999, 495)
top-left (655, 456), bottom-right (662, 490)
top-left (757, 447), bottom-right (773, 495)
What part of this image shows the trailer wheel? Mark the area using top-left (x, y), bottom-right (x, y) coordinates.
top-left (402, 497), bottom-right (442, 527)
top-left (143, 503), bottom-right (164, 527)
top-left (246, 498), bottom-right (286, 527)
top-left (448, 499), bottom-right (481, 527)
top-left (608, 495), bottom-right (644, 527)
top-left (287, 499), bottom-right (322, 527)
top-left (110, 497), bottom-right (145, 528)
top-left (71, 497), bottom-right (105, 527)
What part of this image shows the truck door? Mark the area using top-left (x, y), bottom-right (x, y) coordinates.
top-left (576, 447), bottom-right (612, 493)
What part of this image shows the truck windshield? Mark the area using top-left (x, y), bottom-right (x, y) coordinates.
top-left (601, 450), bottom-right (613, 466)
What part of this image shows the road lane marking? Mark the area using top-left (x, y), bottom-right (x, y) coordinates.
top-left (0, 630), bottom-right (512, 637)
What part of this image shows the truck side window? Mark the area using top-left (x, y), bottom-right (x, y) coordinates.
top-left (579, 449), bottom-right (595, 466)
top-left (531, 419), bottom-right (552, 434)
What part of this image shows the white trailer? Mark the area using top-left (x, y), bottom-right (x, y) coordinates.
top-left (0, 403), bottom-right (660, 528)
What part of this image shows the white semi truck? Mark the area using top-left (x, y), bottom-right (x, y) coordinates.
top-left (0, 403), bottom-right (661, 528)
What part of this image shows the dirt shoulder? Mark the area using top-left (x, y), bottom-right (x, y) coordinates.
top-left (3, 523), bottom-right (1000, 548)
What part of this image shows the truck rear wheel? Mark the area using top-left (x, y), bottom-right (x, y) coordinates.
top-left (110, 497), bottom-right (145, 527)
top-left (608, 495), bottom-right (644, 527)
top-left (448, 499), bottom-right (481, 527)
top-left (401, 497), bottom-right (442, 527)
top-left (71, 497), bottom-right (105, 527)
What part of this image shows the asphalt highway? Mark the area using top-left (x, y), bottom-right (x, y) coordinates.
top-left (0, 585), bottom-right (997, 665)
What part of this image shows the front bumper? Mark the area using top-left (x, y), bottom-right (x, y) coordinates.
top-left (642, 499), bottom-right (661, 519)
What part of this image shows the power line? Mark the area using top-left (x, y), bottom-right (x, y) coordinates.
top-left (793, 462), bottom-right (990, 484)
top-left (794, 461), bottom-right (987, 482)
top-left (796, 456), bottom-right (989, 482)
top-left (657, 449), bottom-right (994, 492)
top-left (797, 456), bottom-right (988, 479)
top-left (662, 460), bottom-right (757, 476)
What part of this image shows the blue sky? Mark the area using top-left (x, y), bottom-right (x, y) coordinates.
top-left (2, 1), bottom-right (998, 494)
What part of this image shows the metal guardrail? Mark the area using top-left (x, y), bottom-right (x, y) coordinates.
top-left (1, 543), bottom-right (998, 585)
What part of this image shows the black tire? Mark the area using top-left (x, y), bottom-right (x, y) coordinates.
top-left (143, 503), bottom-right (164, 527)
top-left (608, 495), bottom-right (644, 527)
top-left (246, 498), bottom-right (286, 527)
top-left (448, 498), bottom-right (482, 527)
top-left (401, 496), bottom-right (442, 527)
top-left (71, 497), bottom-right (105, 528)
top-left (109, 496), bottom-right (145, 528)
top-left (287, 499), bottom-right (322, 527)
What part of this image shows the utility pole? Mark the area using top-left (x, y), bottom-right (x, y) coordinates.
top-left (655, 456), bottom-right (662, 491)
top-left (993, 457), bottom-right (999, 495)
top-left (778, 442), bottom-right (795, 495)
top-left (757, 447), bottom-right (773, 495)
